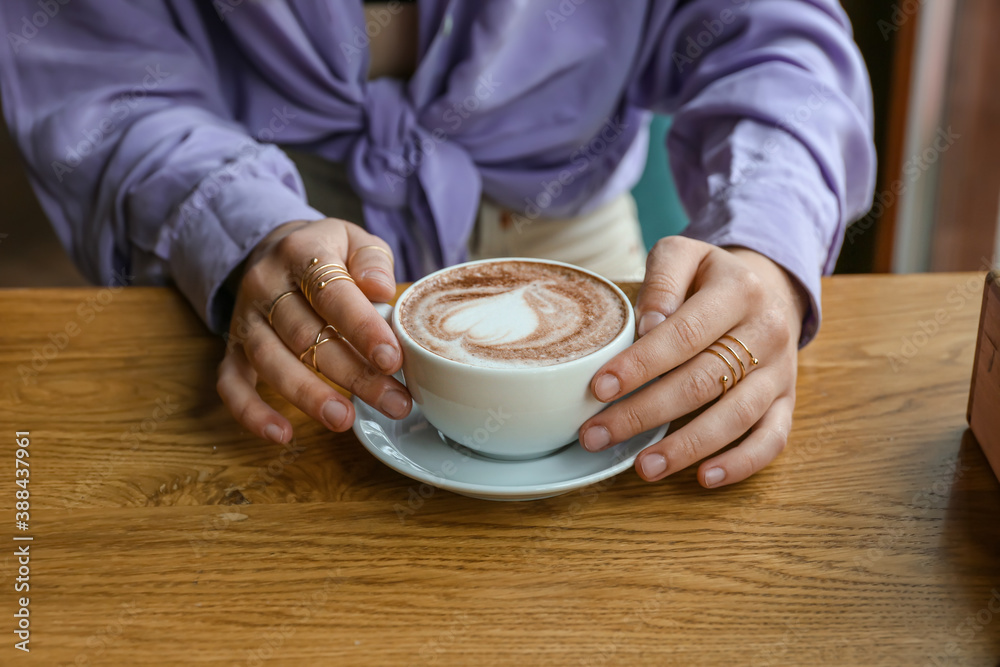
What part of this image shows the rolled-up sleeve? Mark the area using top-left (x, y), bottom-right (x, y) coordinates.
top-left (630, 0), bottom-right (877, 344)
top-left (0, 2), bottom-right (323, 332)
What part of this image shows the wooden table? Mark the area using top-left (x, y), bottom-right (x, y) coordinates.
top-left (1, 274), bottom-right (999, 666)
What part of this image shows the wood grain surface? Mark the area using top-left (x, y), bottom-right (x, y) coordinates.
top-left (1, 275), bottom-right (999, 666)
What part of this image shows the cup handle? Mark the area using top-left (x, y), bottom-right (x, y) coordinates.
top-left (373, 302), bottom-right (395, 324)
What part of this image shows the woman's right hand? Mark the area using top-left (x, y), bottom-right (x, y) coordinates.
top-left (216, 218), bottom-right (412, 444)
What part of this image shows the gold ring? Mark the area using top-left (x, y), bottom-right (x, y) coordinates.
top-left (722, 334), bottom-right (759, 366)
top-left (267, 290), bottom-right (298, 327)
top-left (705, 348), bottom-right (738, 397)
top-left (703, 334), bottom-right (760, 397)
top-left (298, 324), bottom-right (341, 371)
top-left (299, 258), bottom-right (355, 307)
top-left (347, 245), bottom-right (394, 267)
top-left (305, 266), bottom-right (350, 300)
top-left (712, 341), bottom-right (746, 381)
top-left (301, 261), bottom-right (350, 293)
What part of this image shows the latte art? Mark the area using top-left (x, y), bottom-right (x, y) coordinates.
top-left (400, 261), bottom-right (628, 368)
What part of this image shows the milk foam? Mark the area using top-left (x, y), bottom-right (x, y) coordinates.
top-left (400, 262), bottom-right (628, 368)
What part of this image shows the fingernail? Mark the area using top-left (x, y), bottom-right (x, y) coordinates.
top-left (640, 453), bottom-right (667, 479)
top-left (360, 268), bottom-right (393, 287)
top-left (380, 390), bottom-right (410, 420)
top-left (594, 373), bottom-right (621, 402)
top-left (263, 424), bottom-right (285, 444)
top-left (637, 311), bottom-right (666, 336)
top-left (322, 400), bottom-right (349, 429)
top-left (704, 467), bottom-right (726, 487)
top-left (581, 425), bottom-right (611, 452)
top-left (372, 344), bottom-right (399, 373)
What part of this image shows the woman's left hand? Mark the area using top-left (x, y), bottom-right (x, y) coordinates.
top-left (578, 236), bottom-right (808, 488)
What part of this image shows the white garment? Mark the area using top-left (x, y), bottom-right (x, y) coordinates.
top-left (470, 193), bottom-right (648, 283)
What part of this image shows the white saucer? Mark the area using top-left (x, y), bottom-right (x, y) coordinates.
top-left (352, 397), bottom-right (668, 501)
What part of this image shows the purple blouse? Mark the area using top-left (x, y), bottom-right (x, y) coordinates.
top-left (0, 0), bottom-right (875, 342)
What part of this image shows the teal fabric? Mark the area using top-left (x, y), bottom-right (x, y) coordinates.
top-left (631, 115), bottom-right (689, 250)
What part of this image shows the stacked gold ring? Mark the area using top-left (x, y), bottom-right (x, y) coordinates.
top-left (704, 334), bottom-right (759, 396)
top-left (298, 324), bottom-right (342, 371)
top-left (300, 257), bottom-right (355, 307)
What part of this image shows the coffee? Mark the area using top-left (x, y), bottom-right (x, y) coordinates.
top-left (399, 261), bottom-right (628, 369)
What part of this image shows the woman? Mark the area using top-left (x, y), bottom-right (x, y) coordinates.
top-left (0, 0), bottom-right (875, 487)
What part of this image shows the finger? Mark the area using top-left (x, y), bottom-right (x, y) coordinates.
top-left (345, 236), bottom-right (396, 303)
top-left (242, 323), bottom-right (356, 432)
top-left (697, 394), bottom-right (794, 488)
top-left (267, 296), bottom-right (411, 420)
top-left (635, 237), bottom-right (710, 336)
top-left (268, 227), bottom-right (401, 375)
top-left (591, 279), bottom-right (748, 402)
top-left (303, 275), bottom-right (402, 375)
top-left (217, 346), bottom-right (293, 444)
top-left (580, 337), bottom-right (765, 451)
top-left (306, 220), bottom-right (396, 303)
top-left (313, 333), bottom-right (412, 420)
top-left (634, 368), bottom-right (778, 482)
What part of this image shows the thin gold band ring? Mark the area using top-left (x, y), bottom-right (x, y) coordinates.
top-left (267, 290), bottom-right (298, 327)
top-left (347, 245), bottom-right (393, 267)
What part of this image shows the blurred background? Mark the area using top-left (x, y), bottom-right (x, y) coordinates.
top-left (1, 0), bottom-right (997, 288)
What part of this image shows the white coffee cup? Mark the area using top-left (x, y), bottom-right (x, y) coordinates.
top-left (375, 258), bottom-right (635, 460)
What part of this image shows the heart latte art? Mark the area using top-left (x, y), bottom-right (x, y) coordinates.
top-left (400, 262), bottom-right (628, 368)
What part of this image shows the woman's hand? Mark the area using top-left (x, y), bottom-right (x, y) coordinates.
top-left (216, 218), bottom-right (412, 444)
top-left (578, 237), bottom-right (808, 488)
